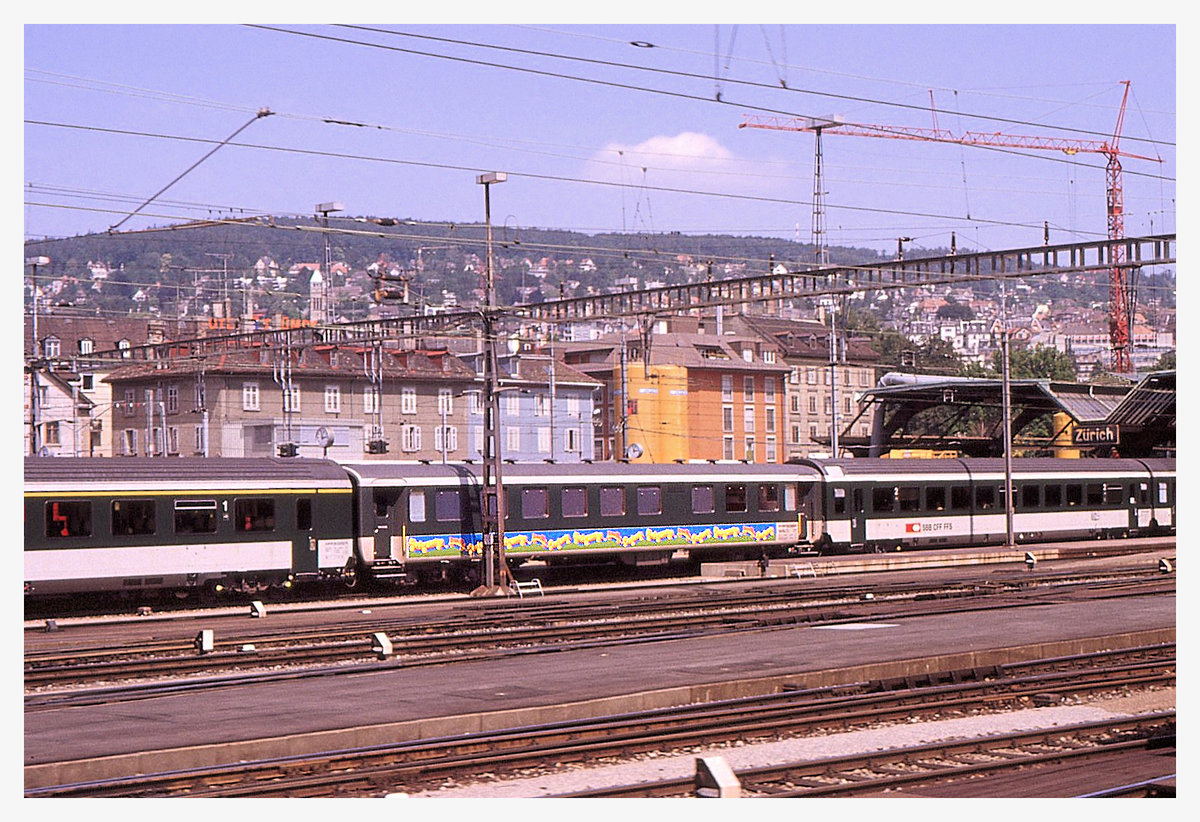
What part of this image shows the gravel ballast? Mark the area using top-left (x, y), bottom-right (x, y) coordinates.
top-left (400, 687), bottom-right (1175, 798)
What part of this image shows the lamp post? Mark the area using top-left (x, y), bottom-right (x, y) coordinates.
top-left (316, 201), bottom-right (343, 323)
top-left (473, 172), bottom-right (514, 596)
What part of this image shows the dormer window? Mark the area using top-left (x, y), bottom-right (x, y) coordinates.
top-left (42, 336), bottom-right (61, 358)
top-left (79, 338), bottom-right (94, 355)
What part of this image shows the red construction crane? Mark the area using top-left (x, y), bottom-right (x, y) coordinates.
top-left (741, 82), bottom-right (1159, 373)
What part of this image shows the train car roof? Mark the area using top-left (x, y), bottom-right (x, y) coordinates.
top-left (793, 457), bottom-right (1174, 481)
top-left (24, 457), bottom-right (354, 492)
top-left (337, 460), bottom-right (822, 488)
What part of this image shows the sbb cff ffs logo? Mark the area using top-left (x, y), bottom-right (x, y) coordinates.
top-left (906, 522), bottom-right (954, 534)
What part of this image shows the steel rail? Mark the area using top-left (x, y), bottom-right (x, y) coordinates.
top-left (25, 650), bottom-right (1175, 798)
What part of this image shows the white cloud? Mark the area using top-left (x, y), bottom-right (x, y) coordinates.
top-left (583, 132), bottom-right (753, 189)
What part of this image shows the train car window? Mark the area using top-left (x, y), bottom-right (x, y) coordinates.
top-left (1159, 482), bottom-right (1169, 505)
top-left (1044, 485), bottom-right (1062, 507)
top-left (235, 498), bottom-right (275, 532)
top-left (112, 499), bottom-right (155, 536)
top-left (975, 486), bottom-right (995, 510)
top-left (757, 484), bottom-right (780, 512)
top-left (1021, 485), bottom-right (1041, 509)
top-left (898, 486), bottom-right (920, 512)
top-left (45, 500), bottom-right (92, 539)
top-left (1066, 484), bottom-right (1082, 506)
top-left (725, 484), bottom-right (747, 513)
top-left (637, 486), bottom-right (662, 516)
top-left (175, 500), bottom-right (217, 534)
top-left (784, 484), bottom-right (797, 512)
top-left (522, 488), bottom-right (550, 519)
top-left (873, 487), bottom-right (895, 512)
top-left (832, 487), bottom-right (846, 514)
top-left (600, 486), bottom-right (626, 517)
top-left (1138, 483), bottom-right (1150, 505)
top-left (1103, 484), bottom-right (1123, 505)
top-left (408, 491), bottom-right (426, 523)
top-left (435, 490), bottom-right (463, 522)
top-left (1086, 484), bottom-right (1104, 506)
top-left (297, 498), bottom-right (313, 531)
top-left (926, 486), bottom-right (946, 511)
top-left (562, 486), bottom-right (588, 518)
top-left (692, 485), bottom-right (714, 514)
top-left (951, 486), bottom-right (970, 510)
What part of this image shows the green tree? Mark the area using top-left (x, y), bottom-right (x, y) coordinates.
top-left (990, 344), bottom-right (1077, 381)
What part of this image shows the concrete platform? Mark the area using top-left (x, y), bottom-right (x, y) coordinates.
top-left (24, 591), bottom-right (1174, 789)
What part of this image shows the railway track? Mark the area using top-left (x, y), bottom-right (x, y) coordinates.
top-left (559, 713), bottom-right (1176, 798)
top-left (25, 645), bottom-right (1175, 797)
top-left (25, 568), bottom-right (1173, 691)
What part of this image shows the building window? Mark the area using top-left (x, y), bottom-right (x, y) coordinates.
top-left (468, 391), bottom-right (483, 415)
top-left (117, 339), bottom-right (132, 358)
top-left (843, 396), bottom-right (851, 414)
top-left (122, 429), bottom-right (139, 456)
top-left (438, 388), bottom-right (453, 416)
top-left (566, 396), bottom-right (581, 418)
top-left (281, 384), bottom-right (300, 413)
top-left (790, 394), bottom-right (800, 413)
top-left (721, 375), bottom-right (733, 402)
top-left (123, 389), bottom-right (137, 417)
top-left (324, 385), bottom-right (341, 413)
top-left (194, 425), bottom-right (206, 454)
top-left (242, 381), bottom-right (260, 411)
top-left (765, 407), bottom-right (776, 433)
top-left (764, 378), bottom-right (776, 403)
top-left (743, 376), bottom-right (754, 401)
top-left (434, 425), bottom-right (458, 453)
top-left (723, 436), bottom-right (735, 460)
top-left (808, 395), bottom-right (817, 414)
top-left (44, 421), bottom-right (60, 445)
top-left (163, 384), bottom-right (177, 414)
top-left (504, 394), bottom-right (521, 416)
top-left (763, 350), bottom-right (776, 363)
top-left (167, 426), bottom-right (179, 454)
top-left (807, 367), bottom-right (817, 385)
top-left (744, 437), bottom-right (756, 462)
top-left (537, 427), bottom-right (551, 453)
top-left (400, 388), bottom-right (417, 414)
top-left (533, 393), bottom-right (549, 416)
top-left (79, 338), bottom-right (94, 355)
top-left (363, 386), bottom-right (379, 414)
top-left (790, 424), bottom-right (801, 444)
top-left (505, 426), bottom-right (521, 452)
top-left (743, 406), bottom-right (755, 433)
top-left (43, 337), bottom-right (61, 358)
top-left (565, 427), bottom-right (580, 452)
top-left (401, 424), bottom-right (422, 452)
top-left (193, 381), bottom-right (206, 412)
top-left (722, 406), bottom-right (734, 433)
top-left (765, 436), bottom-right (777, 463)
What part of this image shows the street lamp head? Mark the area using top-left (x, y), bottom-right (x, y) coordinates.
top-left (315, 201), bottom-right (344, 215)
top-left (476, 172), bottom-right (507, 185)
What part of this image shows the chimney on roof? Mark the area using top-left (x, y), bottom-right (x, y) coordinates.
top-left (148, 320), bottom-right (165, 344)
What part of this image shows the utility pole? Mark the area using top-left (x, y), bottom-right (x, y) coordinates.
top-left (999, 280), bottom-right (1015, 548)
top-left (473, 172), bottom-right (514, 597)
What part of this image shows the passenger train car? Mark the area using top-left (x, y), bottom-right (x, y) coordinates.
top-left (798, 457), bottom-right (1175, 554)
top-left (24, 458), bottom-right (357, 596)
top-left (24, 456), bottom-right (1174, 597)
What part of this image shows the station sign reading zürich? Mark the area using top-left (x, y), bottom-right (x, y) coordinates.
top-left (1072, 424), bottom-right (1120, 445)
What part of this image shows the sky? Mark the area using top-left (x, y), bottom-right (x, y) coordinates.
top-left (21, 18), bottom-right (1177, 260)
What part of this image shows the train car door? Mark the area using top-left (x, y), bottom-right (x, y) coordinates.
top-left (850, 486), bottom-right (866, 545)
top-left (372, 487), bottom-right (401, 561)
